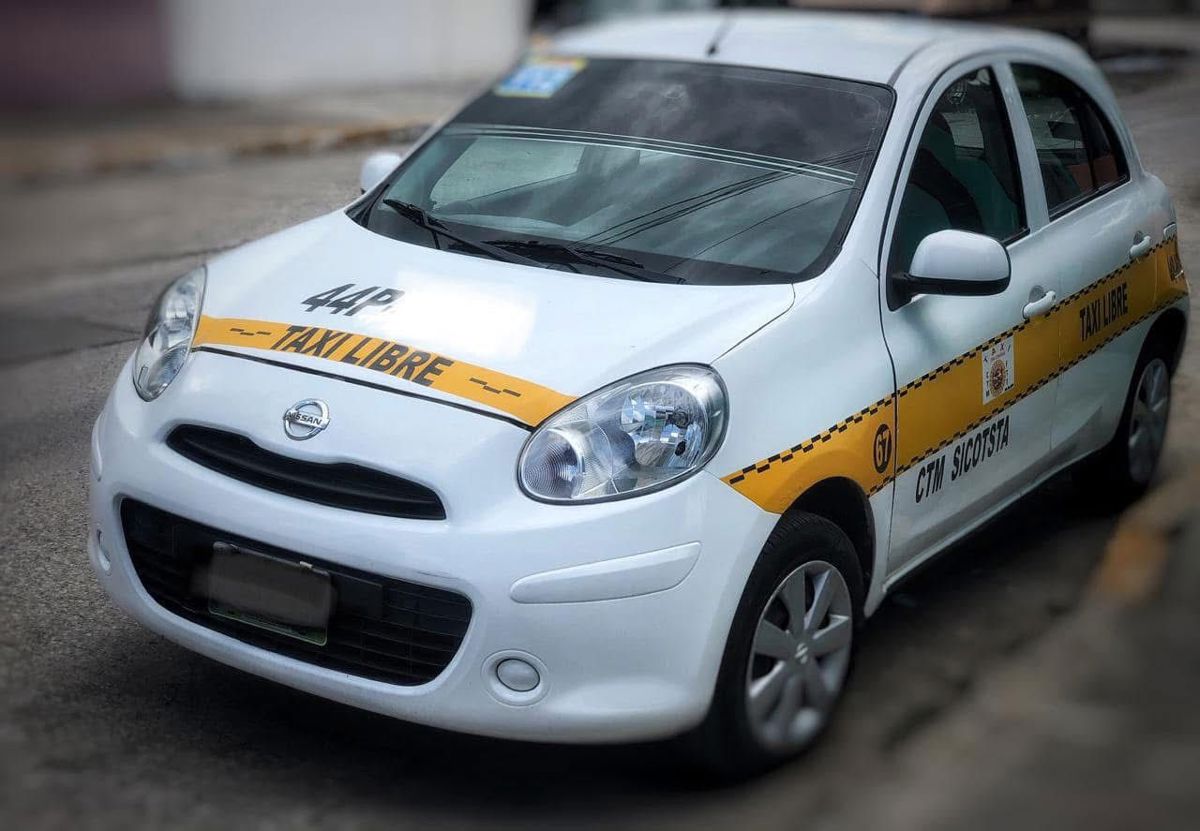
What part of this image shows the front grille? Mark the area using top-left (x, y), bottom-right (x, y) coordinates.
top-left (167, 425), bottom-right (445, 520)
top-left (121, 500), bottom-right (471, 686)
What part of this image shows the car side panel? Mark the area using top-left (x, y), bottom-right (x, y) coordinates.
top-left (1045, 189), bottom-right (1163, 459)
top-left (875, 56), bottom-right (1061, 572)
top-left (710, 257), bottom-right (897, 614)
top-left (883, 238), bottom-right (1061, 567)
top-left (996, 56), bottom-right (1187, 465)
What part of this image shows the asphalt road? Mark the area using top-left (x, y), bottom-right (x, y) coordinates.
top-left (1, 32), bottom-right (1197, 831)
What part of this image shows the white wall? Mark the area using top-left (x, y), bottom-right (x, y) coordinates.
top-left (166, 0), bottom-right (530, 99)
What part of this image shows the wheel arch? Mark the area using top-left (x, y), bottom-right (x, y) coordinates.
top-left (783, 477), bottom-right (876, 592)
top-left (1146, 306), bottom-right (1187, 372)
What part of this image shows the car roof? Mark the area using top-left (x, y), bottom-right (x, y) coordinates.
top-left (549, 10), bottom-right (1084, 86)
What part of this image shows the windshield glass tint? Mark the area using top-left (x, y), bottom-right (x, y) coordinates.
top-left (352, 58), bottom-right (893, 285)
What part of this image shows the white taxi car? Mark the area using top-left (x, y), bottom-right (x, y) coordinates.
top-left (89, 12), bottom-right (1189, 775)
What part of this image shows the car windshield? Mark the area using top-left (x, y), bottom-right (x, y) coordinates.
top-left (351, 57), bottom-right (893, 285)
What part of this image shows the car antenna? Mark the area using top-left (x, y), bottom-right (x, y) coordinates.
top-left (706, 12), bottom-right (734, 57)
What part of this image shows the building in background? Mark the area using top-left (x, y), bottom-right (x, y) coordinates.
top-left (0, 0), bottom-right (530, 109)
top-left (533, 0), bottom-right (1199, 44)
top-left (0, 0), bottom-right (169, 109)
top-left (787, 0), bottom-right (1094, 44)
top-left (1, 0), bottom-right (1194, 110)
top-left (167, 0), bottom-right (530, 99)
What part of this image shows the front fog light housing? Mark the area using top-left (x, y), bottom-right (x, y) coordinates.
top-left (518, 364), bottom-right (727, 503)
top-left (131, 267), bottom-right (206, 401)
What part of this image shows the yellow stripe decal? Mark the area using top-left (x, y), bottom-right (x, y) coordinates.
top-left (192, 316), bottom-right (575, 427)
top-left (724, 238), bottom-right (1189, 512)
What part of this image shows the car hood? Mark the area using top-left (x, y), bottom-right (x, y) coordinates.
top-left (197, 211), bottom-right (795, 426)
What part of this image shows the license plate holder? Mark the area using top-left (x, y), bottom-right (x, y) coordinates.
top-left (200, 542), bottom-right (334, 646)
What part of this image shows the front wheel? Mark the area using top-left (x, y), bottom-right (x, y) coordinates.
top-left (687, 513), bottom-right (863, 779)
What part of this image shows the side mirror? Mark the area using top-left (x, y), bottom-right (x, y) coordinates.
top-left (359, 151), bottom-right (404, 194)
top-left (892, 229), bottom-right (1010, 304)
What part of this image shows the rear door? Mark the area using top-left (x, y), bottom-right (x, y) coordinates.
top-left (1006, 63), bottom-right (1159, 462)
top-left (880, 61), bottom-right (1061, 575)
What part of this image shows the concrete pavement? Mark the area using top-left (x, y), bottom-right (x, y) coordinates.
top-left (0, 83), bottom-right (476, 185)
top-left (825, 467), bottom-right (1200, 831)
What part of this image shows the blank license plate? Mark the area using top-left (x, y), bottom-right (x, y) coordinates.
top-left (200, 542), bottom-right (334, 646)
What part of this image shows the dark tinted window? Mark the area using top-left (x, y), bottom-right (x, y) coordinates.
top-left (352, 58), bottom-right (893, 285)
top-left (890, 68), bottom-right (1025, 276)
top-left (1013, 64), bottom-right (1128, 216)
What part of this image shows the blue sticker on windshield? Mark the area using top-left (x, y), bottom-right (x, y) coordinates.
top-left (495, 57), bottom-right (586, 98)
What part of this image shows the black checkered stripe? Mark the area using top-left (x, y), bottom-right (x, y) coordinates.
top-left (865, 471), bottom-right (895, 497)
top-left (896, 381), bottom-right (1041, 478)
top-left (896, 240), bottom-right (1169, 399)
top-left (724, 238), bottom-right (1180, 496)
top-left (1050, 240), bottom-right (1166, 313)
top-left (898, 321), bottom-right (1031, 398)
top-left (725, 397), bottom-right (893, 487)
top-left (895, 289), bottom-right (1181, 478)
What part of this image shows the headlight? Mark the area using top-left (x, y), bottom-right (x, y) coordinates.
top-left (131, 267), bottom-right (206, 401)
top-left (518, 364), bottom-right (727, 503)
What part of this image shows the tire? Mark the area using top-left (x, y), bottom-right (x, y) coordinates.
top-left (1073, 335), bottom-right (1173, 511)
top-left (685, 512), bottom-right (864, 780)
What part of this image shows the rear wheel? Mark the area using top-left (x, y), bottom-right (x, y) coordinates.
top-left (687, 513), bottom-right (863, 779)
top-left (1074, 339), bottom-right (1172, 509)
top-left (1127, 358), bottom-right (1171, 485)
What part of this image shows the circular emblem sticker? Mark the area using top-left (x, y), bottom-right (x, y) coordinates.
top-left (988, 360), bottom-right (1009, 399)
top-left (982, 336), bottom-right (1015, 404)
top-left (872, 424), bottom-right (892, 474)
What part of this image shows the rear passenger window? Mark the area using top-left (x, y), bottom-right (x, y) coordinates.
top-left (889, 68), bottom-right (1025, 276)
top-left (1012, 64), bottom-right (1128, 217)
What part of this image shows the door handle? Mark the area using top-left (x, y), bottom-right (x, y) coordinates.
top-left (1022, 290), bottom-right (1057, 320)
top-left (1129, 233), bottom-right (1153, 259)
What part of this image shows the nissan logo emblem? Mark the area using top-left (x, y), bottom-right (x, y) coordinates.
top-left (282, 399), bottom-right (330, 440)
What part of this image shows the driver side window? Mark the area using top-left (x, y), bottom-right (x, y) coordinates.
top-left (889, 67), bottom-right (1026, 277)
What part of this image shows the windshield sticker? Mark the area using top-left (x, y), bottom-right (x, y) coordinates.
top-left (495, 57), bottom-right (586, 98)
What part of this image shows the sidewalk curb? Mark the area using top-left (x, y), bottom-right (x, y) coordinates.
top-left (1, 118), bottom-right (432, 185)
top-left (190, 120), bottom-right (430, 165)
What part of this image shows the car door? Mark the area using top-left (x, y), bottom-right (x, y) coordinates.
top-left (1006, 63), bottom-right (1156, 460)
top-left (880, 62), bottom-right (1061, 574)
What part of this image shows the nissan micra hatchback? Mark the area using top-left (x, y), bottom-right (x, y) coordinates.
top-left (90, 12), bottom-right (1189, 775)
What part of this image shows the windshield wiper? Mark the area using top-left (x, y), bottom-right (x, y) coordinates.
top-left (381, 199), bottom-right (540, 268)
top-left (486, 239), bottom-right (681, 284)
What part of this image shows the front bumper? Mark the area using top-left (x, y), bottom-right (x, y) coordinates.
top-left (89, 351), bottom-right (775, 743)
